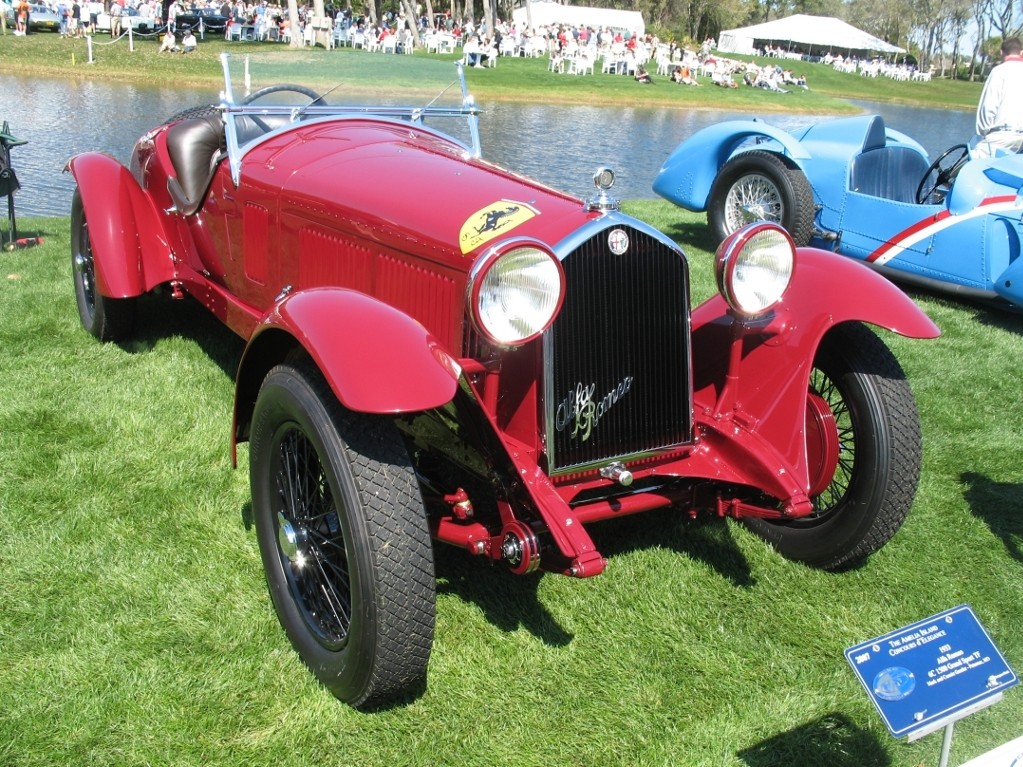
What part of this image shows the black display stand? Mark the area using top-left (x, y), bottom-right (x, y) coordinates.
top-left (0, 121), bottom-right (28, 249)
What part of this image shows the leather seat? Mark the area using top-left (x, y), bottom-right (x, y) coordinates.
top-left (165, 114), bottom-right (224, 215)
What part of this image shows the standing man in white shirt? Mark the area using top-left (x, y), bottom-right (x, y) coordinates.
top-left (166, 0), bottom-right (179, 32)
top-left (971, 37), bottom-right (1023, 159)
top-left (109, 0), bottom-right (123, 36)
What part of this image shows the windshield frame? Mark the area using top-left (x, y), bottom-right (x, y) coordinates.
top-left (217, 52), bottom-right (482, 186)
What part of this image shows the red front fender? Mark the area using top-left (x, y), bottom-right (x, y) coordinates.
top-left (755, 246), bottom-right (941, 340)
top-left (233, 288), bottom-right (461, 448)
top-left (66, 152), bottom-right (174, 298)
top-left (691, 248), bottom-right (939, 494)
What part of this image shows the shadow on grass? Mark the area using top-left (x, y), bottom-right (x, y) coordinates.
top-left (434, 547), bottom-right (574, 646)
top-left (591, 508), bottom-right (756, 587)
top-left (900, 283), bottom-right (1023, 332)
top-left (970, 302), bottom-right (1023, 334)
top-left (1, 224), bottom-right (49, 249)
top-left (121, 291), bottom-right (244, 380)
top-left (737, 712), bottom-right (890, 767)
top-left (661, 217), bottom-right (719, 254)
top-left (961, 471), bottom-right (1023, 563)
top-left (434, 509), bottom-right (755, 647)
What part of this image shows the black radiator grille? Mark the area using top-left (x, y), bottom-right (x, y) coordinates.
top-left (545, 225), bottom-right (693, 473)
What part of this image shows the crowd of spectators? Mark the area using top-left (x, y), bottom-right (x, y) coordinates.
top-left (0, 0), bottom-right (935, 94)
top-left (386, 18), bottom-right (814, 95)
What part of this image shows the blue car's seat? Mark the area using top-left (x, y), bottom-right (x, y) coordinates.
top-left (849, 116), bottom-right (931, 204)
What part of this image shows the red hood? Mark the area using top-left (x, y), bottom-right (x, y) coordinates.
top-left (239, 118), bottom-right (599, 272)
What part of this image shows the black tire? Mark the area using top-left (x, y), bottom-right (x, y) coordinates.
top-left (250, 360), bottom-right (435, 708)
top-left (162, 103), bottom-right (220, 125)
top-left (707, 150), bottom-right (815, 246)
top-left (745, 323), bottom-right (922, 570)
top-left (71, 189), bottom-right (136, 342)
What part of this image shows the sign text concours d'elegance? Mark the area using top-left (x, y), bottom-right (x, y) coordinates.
top-left (845, 605), bottom-right (1018, 744)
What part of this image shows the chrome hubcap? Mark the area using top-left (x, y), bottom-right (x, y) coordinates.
top-left (725, 174), bottom-right (783, 232)
top-left (277, 511), bottom-right (301, 565)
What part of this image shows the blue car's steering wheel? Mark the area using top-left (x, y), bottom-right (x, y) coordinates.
top-left (917, 144), bottom-right (969, 204)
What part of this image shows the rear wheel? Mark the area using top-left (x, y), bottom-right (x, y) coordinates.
top-left (707, 150), bottom-right (815, 246)
top-left (250, 360), bottom-right (435, 708)
top-left (71, 189), bottom-right (136, 342)
top-left (745, 323), bottom-right (922, 570)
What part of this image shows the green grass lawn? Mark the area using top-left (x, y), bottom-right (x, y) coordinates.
top-left (1, 205), bottom-right (1020, 766)
top-left (0, 30), bottom-right (981, 113)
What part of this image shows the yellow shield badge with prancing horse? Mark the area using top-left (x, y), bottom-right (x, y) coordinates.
top-left (459, 200), bottom-right (538, 254)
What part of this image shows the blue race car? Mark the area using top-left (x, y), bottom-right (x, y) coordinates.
top-left (653, 114), bottom-right (1023, 308)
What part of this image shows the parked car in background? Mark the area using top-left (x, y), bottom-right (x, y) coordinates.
top-left (68, 54), bottom-right (940, 709)
top-left (6, 2), bottom-right (61, 31)
top-left (653, 114), bottom-right (1023, 310)
top-left (95, 6), bottom-right (159, 33)
top-left (175, 6), bottom-right (229, 32)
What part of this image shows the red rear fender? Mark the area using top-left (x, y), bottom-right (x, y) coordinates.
top-left (67, 153), bottom-right (174, 297)
top-left (234, 288), bottom-right (462, 447)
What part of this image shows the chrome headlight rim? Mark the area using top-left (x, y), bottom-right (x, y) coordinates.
top-left (715, 222), bottom-right (796, 318)
top-left (467, 238), bottom-right (565, 348)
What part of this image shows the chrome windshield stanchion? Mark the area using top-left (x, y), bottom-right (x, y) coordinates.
top-left (455, 61), bottom-right (482, 159)
top-left (216, 51), bottom-right (485, 186)
top-left (219, 53), bottom-right (243, 187)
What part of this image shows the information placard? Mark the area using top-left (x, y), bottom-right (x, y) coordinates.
top-left (845, 605), bottom-right (1018, 739)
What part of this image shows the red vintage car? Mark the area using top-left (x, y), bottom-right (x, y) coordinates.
top-left (68, 53), bottom-right (939, 709)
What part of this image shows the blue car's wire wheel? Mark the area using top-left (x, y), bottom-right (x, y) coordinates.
top-left (708, 150), bottom-right (815, 246)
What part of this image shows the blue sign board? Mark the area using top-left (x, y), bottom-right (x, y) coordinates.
top-left (845, 604), bottom-right (1018, 739)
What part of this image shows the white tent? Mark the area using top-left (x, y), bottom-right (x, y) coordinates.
top-left (511, 2), bottom-right (644, 36)
top-left (718, 14), bottom-right (903, 56)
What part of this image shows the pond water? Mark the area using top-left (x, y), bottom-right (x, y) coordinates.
top-left (5, 74), bottom-right (975, 218)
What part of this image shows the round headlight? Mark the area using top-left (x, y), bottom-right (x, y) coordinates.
top-left (468, 241), bottom-right (565, 347)
top-left (715, 222), bottom-right (795, 317)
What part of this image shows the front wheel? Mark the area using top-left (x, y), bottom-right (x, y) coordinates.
top-left (71, 189), bottom-right (136, 342)
top-left (707, 150), bottom-right (815, 246)
top-left (250, 360), bottom-right (435, 708)
top-left (745, 323), bottom-right (922, 570)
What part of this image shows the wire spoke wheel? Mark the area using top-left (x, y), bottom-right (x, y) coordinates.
top-left (74, 216), bottom-right (97, 314)
top-left (723, 172), bottom-right (784, 230)
top-left (806, 366), bottom-right (855, 515)
top-left (271, 425), bottom-right (352, 649)
top-left (708, 150), bottom-right (815, 246)
top-left (744, 323), bottom-right (922, 570)
top-left (251, 360), bottom-right (435, 708)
